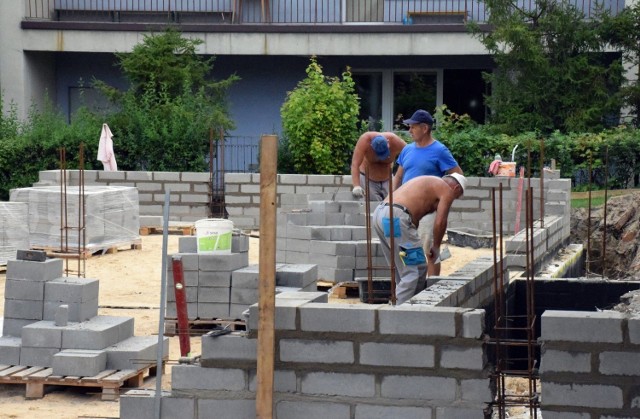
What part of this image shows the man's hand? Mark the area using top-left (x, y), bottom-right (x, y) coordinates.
top-left (352, 186), bottom-right (364, 199)
top-left (428, 246), bottom-right (441, 264)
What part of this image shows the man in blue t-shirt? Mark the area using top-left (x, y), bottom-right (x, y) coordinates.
top-left (392, 109), bottom-right (464, 276)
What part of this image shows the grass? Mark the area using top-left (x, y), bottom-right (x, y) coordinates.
top-left (571, 188), bottom-right (638, 208)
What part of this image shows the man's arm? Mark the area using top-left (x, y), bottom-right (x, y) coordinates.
top-left (431, 193), bottom-right (454, 250)
top-left (392, 165), bottom-right (404, 191)
top-left (445, 165), bottom-right (464, 176)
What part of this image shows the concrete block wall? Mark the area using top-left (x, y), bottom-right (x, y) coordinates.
top-left (539, 310), bottom-right (640, 418)
top-left (122, 291), bottom-right (491, 419)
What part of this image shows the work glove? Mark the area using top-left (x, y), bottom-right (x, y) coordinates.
top-left (352, 186), bottom-right (364, 199)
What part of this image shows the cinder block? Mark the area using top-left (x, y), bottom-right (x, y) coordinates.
top-left (0, 336), bottom-right (22, 365)
top-left (52, 349), bottom-right (107, 376)
top-left (229, 303), bottom-right (250, 319)
top-left (198, 270), bottom-right (232, 288)
top-left (380, 375), bottom-right (457, 401)
top-left (178, 236), bottom-right (198, 253)
top-left (21, 320), bottom-right (70, 348)
top-left (20, 346), bottom-right (60, 367)
top-left (462, 309), bottom-right (485, 338)
top-left (232, 233), bottom-right (250, 253)
top-left (275, 291), bottom-right (327, 303)
top-left (2, 318), bottom-right (36, 337)
top-left (106, 336), bottom-right (170, 370)
top-left (355, 405), bottom-right (431, 419)
top-left (198, 287), bottom-right (231, 304)
top-left (197, 400), bottom-right (256, 418)
top-left (167, 270), bottom-right (199, 287)
top-left (165, 302), bottom-right (198, 319)
top-left (230, 288), bottom-right (258, 305)
top-left (43, 299), bottom-right (98, 322)
top-left (231, 265), bottom-right (259, 289)
top-left (201, 333), bottom-right (256, 365)
top-left (198, 253), bottom-right (248, 272)
top-left (539, 349), bottom-right (591, 373)
top-left (301, 371), bottom-right (375, 397)
top-left (44, 277), bottom-right (99, 302)
top-left (276, 264), bottom-right (317, 288)
top-left (280, 339), bottom-right (354, 364)
top-left (248, 300), bottom-right (300, 331)
top-left (541, 382), bottom-right (623, 408)
top-left (629, 317), bottom-right (640, 344)
top-left (300, 303), bottom-right (376, 333)
top-left (379, 305), bottom-right (457, 337)
top-left (460, 378), bottom-right (493, 402)
top-left (120, 390), bottom-right (195, 419)
top-left (61, 316), bottom-right (134, 350)
top-left (248, 370), bottom-right (296, 393)
top-left (6, 258), bottom-right (63, 281)
top-left (440, 346), bottom-right (485, 370)
top-left (435, 406), bottom-right (483, 418)
top-left (599, 351), bottom-right (640, 375)
top-left (359, 342), bottom-right (434, 368)
top-left (4, 278), bottom-right (45, 301)
top-left (541, 310), bottom-right (624, 343)
top-left (171, 365), bottom-right (246, 391)
top-left (4, 299), bottom-right (44, 320)
top-left (166, 286), bottom-right (198, 303)
top-left (197, 302), bottom-right (229, 319)
top-left (276, 400), bottom-right (351, 419)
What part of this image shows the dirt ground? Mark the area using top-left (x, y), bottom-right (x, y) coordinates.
top-left (0, 233), bottom-right (490, 419)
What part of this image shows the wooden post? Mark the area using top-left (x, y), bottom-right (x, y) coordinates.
top-left (256, 134), bottom-right (278, 419)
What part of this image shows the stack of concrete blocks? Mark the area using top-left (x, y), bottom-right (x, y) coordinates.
top-left (539, 310), bottom-right (640, 418)
top-left (0, 202), bottom-right (29, 265)
top-left (121, 291), bottom-right (491, 418)
top-left (0, 257), bottom-right (168, 377)
top-left (10, 185), bottom-right (140, 252)
top-left (276, 191), bottom-right (388, 283)
top-left (165, 232), bottom-right (318, 326)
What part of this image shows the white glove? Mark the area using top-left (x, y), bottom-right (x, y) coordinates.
top-left (352, 186), bottom-right (364, 199)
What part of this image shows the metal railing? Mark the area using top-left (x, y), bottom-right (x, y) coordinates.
top-left (24, 0), bottom-right (625, 26)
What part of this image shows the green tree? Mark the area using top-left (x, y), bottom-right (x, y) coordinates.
top-left (471, 0), bottom-right (623, 134)
top-left (280, 57), bottom-right (361, 174)
top-left (94, 29), bottom-right (239, 171)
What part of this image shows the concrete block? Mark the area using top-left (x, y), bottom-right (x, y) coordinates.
top-left (440, 346), bottom-right (485, 370)
top-left (166, 286), bottom-right (198, 303)
top-left (381, 375), bottom-right (457, 401)
top-left (541, 310), bottom-right (624, 343)
top-left (462, 309), bottom-right (485, 339)
top-left (539, 349), bottom-right (591, 373)
top-left (232, 233), bottom-right (250, 253)
top-left (4, 278), bottom-right (45, 301)
top-left (61, 316), bottom-right (134, 350)
top-left (120, 390), bottom-right (195, 419)
top-left (55, 304), bottom-right (69, 326)
top-left (0, 336), bottom-right (22, 365)
top-left (198, 287), bottom-right (231, 304)
top-left (538, 412), bottom-right (589, 419)
top-left (231, 265), bottom-right (259, 288)
top-left (20, 346), bottom-right (60, 367)
top-left (599, 351), bottom-right (640, 375)
top-left (460, 378), bottom-right (493, 402)
top-left (541, 382), bottom-right (623, 408)
top-left (21, 320), bottom-right (69, 348)
top-left (230, 288), bottom-right (258, 305)
top-left (355, 405), bottom-right (431, 419)
top-left (197, 303), bottom-right (230, 319)
top-left (248, 370), bottom-right (296, 393)
top-left (276, 400), bottom-right (351, 419)
top-left (6, 258), bottom-right (63, 281)
top-left (379, 305), bottom-right (457, 337)
top-left (198, 253), bottom-right (248, 272)
top-left (52, 349), bottom-right (107, 376)
top-left (275, 291), bottom-right (327, 303)
top-left (2, 318), bottom-right (36, 337)
top-left (201, 333), bottom-right (257, 364)
top-left (106, 336), bottom-right (170, 370)
top-left (300, 303), bottom-right (376, 333)
top-left (435, 406), bottom-right (484, 418)
top-left (198, 270), bottom-right (232, 288)
top-left (280, 339), bottom-right (354, 364)
top-left (171, 365), bottom-right (246, 391)
top-left (165, 302), bottom-right (198, 318)
top-left (167, 270), bottom-right (199, 287)
top-left (229, 303), bottom-right (251, 319)
top-left (4, 299), bottom-right (44, 320)
top-left (629, 317), bottom-right (640, 344)
top-left (197, 399), bottom-right (255, 419)
top-left (248, 300), bottom-right (299, 331)
top-left (276, 264), bottom-right (318, 288)
top-left (301, 371), bottom-right (375, 397)
top-left (43, 299), bottom-right (98, 322)
top-left (359, 342), bottom-right (435, 368)
top-left (44, 277), bottom-right (99, 302)
top-left (178, 236), bottom-right (198, 253)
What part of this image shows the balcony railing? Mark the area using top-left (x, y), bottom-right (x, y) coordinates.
top-left (24, 0), bottom-right (624, 26)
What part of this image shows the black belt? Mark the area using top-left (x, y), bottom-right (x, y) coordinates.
top-left (383, 202), bottom-right (412, 218)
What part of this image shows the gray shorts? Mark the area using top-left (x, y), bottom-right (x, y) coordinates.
top-left (359, 172), bottom-right (389, 201)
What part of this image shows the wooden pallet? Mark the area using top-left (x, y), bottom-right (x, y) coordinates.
top-left (164, 317), bottom-right (246, 336)
top-left (0, 362), bottom-right (162, 401)
top-left (331, 281), bottom-right (360, 299)
top-left (139, 225), bottom-right (195, 236)
top-left (32, 239), bottom-right (142, 260)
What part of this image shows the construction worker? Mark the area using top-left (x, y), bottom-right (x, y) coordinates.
top-left (372, 173), bottom-right (467, 304)
top-left (350, 131), bottom-right (406, 201)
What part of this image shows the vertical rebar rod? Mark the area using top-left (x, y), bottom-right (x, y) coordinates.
top-left (539, 137), bottom-right (544, 227)
top-left (388, 165), bottom-right (396, 306)
top-left (587, 156), bottom-right (592, 276)
top-left (365, 165), bottom-right (373, 304)
top-left (602, 147), bottom-right (609, 278)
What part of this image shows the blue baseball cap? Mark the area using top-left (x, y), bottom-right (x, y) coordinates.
top-left (403, 109), bottom-right (434, 126)
top-left (371, 135), bottom-right (390, 160)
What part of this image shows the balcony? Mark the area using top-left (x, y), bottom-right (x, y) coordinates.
top-left (23, 0), bottom-right (624, 29)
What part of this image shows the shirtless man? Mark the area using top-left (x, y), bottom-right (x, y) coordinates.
top-left (372, 173), bottom-right (467, 304)
top-left (350, 131), bottom-right (406, 201)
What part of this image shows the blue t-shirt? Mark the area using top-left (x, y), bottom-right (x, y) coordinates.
top-left (397, 140), bottom-right (459, 184)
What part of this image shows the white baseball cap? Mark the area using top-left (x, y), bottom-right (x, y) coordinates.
top-left (445, 173), bottom-right (467, 194)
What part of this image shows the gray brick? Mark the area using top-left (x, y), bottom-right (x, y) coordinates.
top-left (538, 412), bottom-right (589, 419)
top-left (230, 303), bottom-right (251, 319)
top-left (167, 270), bottom-right (199, 288)
top-left (355, 405), bottom-right (431, 419)
top-left (248, 300), bottom-right (299, 331)
top-left (4, 278), bottom-right (45, 301)
top-left (120, 390), bottom-right (195, 419)
top-left (541, 310), bottom-right (624, 343)
top-left (276, 400), bottom-right (351, 419)
top-left (301, 371), bottom-right (375, 397)
top-left (629, 317), bottom-right (640, 344)
top-left (360, 342), bottom-right (435, 368)
top-left (199, 270), bottom-right (233, 288)
top-left (198, 253), bottom-right (248, 271)
top-left (197, 399), bottom-right (255, 419)
top-left (540, 349), bottom-right (591, 373)
top-left (20, 346), bottom-right (60, 367)
top-left (166, 286), bottom-right (198, 303)
top-left (460, 378), bottom-right (493, 402)
top-left (61, 315), bottom-right (134, 350)
top-left (381, 375), bottom-right (457, 400)
top-left (201, 333), bottom-right (257, 363)
top-left (462, 309), bottom-right (485, 338)
top-left (248, 370), bottom-right (296, 393)
top-left (4, 299), bottom-right (44, 320)
top-left (6, 258), bottom-right (63, 281)
top-left (280, 339), bottom-right (354, 363)
top-left (300, 303), bottom-right (376, 333)
top-left (21, 320), bottom-right (68, 348)
top-left (541, 382), bottom-right (623, 408)
top-left (197, 302), bottom-right (229, 319)
top-left (169, 253), bottom-right (199, 271)
top-left (379, 305), bottom-right (457, 337)
top-left (599, 351), bottom-right (640, 375)
top-left (44, 277), bottom-right (99, 302)
top-left (199, 287), bottom-right (231, 304)
top-left (274, 291), bottom-right (327, 303)
top-left (0, 336), bottom-right (22, 365)
top-left (52, 349), bottom-right (107, 376)
top-left (106, 336), bottom-right (170, 370)
top-left (43, 299), bottom-right (98, 322)
top-left (171, 365), bottom-right (246, 391)
top-left (2, 318), bottom-right (36, 337)
top-left (440, 346), bottom-right (485, 370)
top-left (230, 288), bottom-right (258, 305)
top-left (435, 406), bottom-right (484, 418)
top-left (178, 236), bottom-right (198, 253)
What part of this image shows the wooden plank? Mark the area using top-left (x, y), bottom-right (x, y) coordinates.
top-left (24, 367), bottom-right (53, 379)
top-left (12, 366), bottom-right (47, 379)
top-left (0, 365), bottom-right (28, 377)
top-left (100, 369), bottom-right (137, 383)
top-left (83, 369), bottom-right (118, 382)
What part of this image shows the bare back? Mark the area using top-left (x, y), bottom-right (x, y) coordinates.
top-left (385, 176), bottom-right (453, 225)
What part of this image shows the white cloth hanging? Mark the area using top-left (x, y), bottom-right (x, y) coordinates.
top-left (97, 123), bottom-right (117, 171)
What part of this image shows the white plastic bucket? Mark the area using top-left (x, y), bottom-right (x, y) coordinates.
top-left (195, 218), bottom-right (234, 254)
